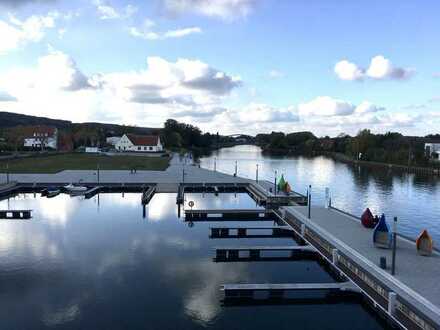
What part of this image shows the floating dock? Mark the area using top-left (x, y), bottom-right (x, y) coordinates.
top-left (221, 282), bottom-right (360, 298)
top-left (0, 209), bottom-right (32, 219)
top-left (210, 226), bottom-right (293, 238)
top-left (84, 186), bottom-right (102, 199)
top-left (141, 185), bottom-right (156, 204)
top-left (214, 245), bottom-right (316, 261)
top-left (185, 209), bottom-right (273, 221)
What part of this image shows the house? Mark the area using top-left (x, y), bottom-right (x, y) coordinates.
top-left (115, 134), bottom-right (163, 152)
top-left (23, 126), bottom-right (58, 150)
top-left (425, 142), bottom-right (440, 161)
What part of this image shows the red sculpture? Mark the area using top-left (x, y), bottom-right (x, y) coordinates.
top-left (361, 208), bottom-right (375, 228)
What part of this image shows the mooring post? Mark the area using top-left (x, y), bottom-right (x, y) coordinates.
top-left (388, 292), bottom-right (397, 315)
top-left (332, 249), bottom-right (339, 265)
top-left (308, 185), bottom-right (312, 219)
top-left (391, 217), bottom-right (397, 275)
top-left (256, 164), bottom-right (259, 182)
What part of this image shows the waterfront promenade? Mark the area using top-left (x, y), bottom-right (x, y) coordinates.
top-left (282, 206), bottom-right (440, 329)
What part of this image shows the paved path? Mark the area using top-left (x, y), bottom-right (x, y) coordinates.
top-left (0, 154), bottom-right (250, 188)
top-left (286, 205), bottom-right (440, 321)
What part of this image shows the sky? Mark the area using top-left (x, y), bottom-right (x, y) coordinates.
top-left (0, 0), bottom-right (439, 137)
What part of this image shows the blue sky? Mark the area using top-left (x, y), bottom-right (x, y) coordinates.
top-left (0, 0), bottom-right (439, 136)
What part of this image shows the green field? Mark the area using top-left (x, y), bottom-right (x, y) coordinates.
top-left (1, 153), bottom-right (170, 173)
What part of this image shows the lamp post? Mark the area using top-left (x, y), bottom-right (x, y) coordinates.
top-left (97, 164), bottom-right (100, 185)
top-left (256, 164), bottom-right (259, 182)
top-left (274, 170), bottom-right (277, 195)
top-left (234, 160), bottom-right (237, 177)
top-left (391, 217), bottom-right (397, 275)
top-left (307, 185), bottom-right (312, 219)
top-left (214, 157), bottom-right (217, 172)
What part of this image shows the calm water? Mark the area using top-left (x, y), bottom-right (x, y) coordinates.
top-left (0, 192), bottom-right (386, 329)
top-left (200, 145), bottom-right (440, 242)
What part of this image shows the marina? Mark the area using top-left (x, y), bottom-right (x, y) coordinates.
top-left (0, 153), bottom-right (439, 329)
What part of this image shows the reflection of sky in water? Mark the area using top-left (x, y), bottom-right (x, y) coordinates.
top-left (201, 145), bottom-right (440, 242)
top-left (0, 193), bottom-right (385, 329)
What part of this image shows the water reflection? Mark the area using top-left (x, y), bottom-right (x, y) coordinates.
top-left (0, 193), bottom-right (386, 329)
top-left (200, 145), bottom-right (440, 242)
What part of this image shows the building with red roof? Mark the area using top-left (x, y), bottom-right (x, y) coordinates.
top-left (115, 134), bottom-right (163, 152)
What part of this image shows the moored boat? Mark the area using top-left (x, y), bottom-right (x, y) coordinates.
top-left (361, 208), bottom-right (375, 228)
top-left (373, 214), bottom-right (392, 249)
top-left (416, 229), bottom-right (433, 256)
top-left (64, 184), bottom-right (88, 193)
top-left (41, 187), bottom-right (60, 198)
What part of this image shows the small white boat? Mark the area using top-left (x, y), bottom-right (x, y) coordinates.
top-left (64, 184), bottom-right (88, 193)
top-left (47, 188), bottom-right (60, 198)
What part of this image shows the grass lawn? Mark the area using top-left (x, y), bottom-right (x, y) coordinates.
top-left (0, 153), bottom-right (170, 173)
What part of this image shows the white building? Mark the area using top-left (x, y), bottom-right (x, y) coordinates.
top-left (425, 143), bottom-right (440, 161)
top-left (115, 134), bottom-right (163, 152)
top-left (23, 126), bottom-right (58, 150)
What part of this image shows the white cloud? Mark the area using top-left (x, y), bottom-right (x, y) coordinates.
top-left (354, 101), bottom-right (385, 114)
top-left (130, 19), bottom-right (202, 40)
top-left (334, 60), bottom-right (363, 81)
top-left (0, 49), bottom-right (97, 97)
top-left (299, 96), bottom-right (355, 117)
top-left (0, 12), bottom-right (59, 54)
top-left (334, 55), bottom-right (415, 81)
top-left (230, 103), bottom-right (298, 123)
top-left (0, 90), bottom-right (17, 102)
top-left (93, 0), bottom-right (137, 20)
top-left (268, 69), bottom-right (285, 79)
top-left (0, 52), bottom-right (241, 125)
top-left (162, 0), bottom-right (258, 20)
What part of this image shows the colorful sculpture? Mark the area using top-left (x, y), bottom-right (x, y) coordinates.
top-left (416, 230), bottom-right (433, 256)
top-left (373, 214), bottom-right (392, 249)
top-left (361, 208), bottom-right (375, 228)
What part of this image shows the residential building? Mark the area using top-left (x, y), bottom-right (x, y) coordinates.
top-left (23, 126), bottom-right (58, 150)
top-left (115, 134), bottom-right (163, 152)
top-left (425, 142), bottom-right (440, 161)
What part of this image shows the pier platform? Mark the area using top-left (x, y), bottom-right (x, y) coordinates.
top-left (221, 282), bottom-right (359, 295)
top-left (185, 209), bottom-right (273, 221)
top-left (210, 226), bottom-right (293, 238)
top-left (282, 205), bottom-right (440, 330)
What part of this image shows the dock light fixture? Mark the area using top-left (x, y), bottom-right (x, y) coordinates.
top-left (391, 217), bottom-right (397, 275)
top-left (308, 185), bottom-right (312, 219)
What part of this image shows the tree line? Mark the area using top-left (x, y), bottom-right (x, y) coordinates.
top-left (256, 129), bottom-right (439, 167)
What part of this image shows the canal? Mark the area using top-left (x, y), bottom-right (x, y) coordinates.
top-left (0, 192), bottom-right (387, 329)
top-left (199, 145), bottom-right (440, 243)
